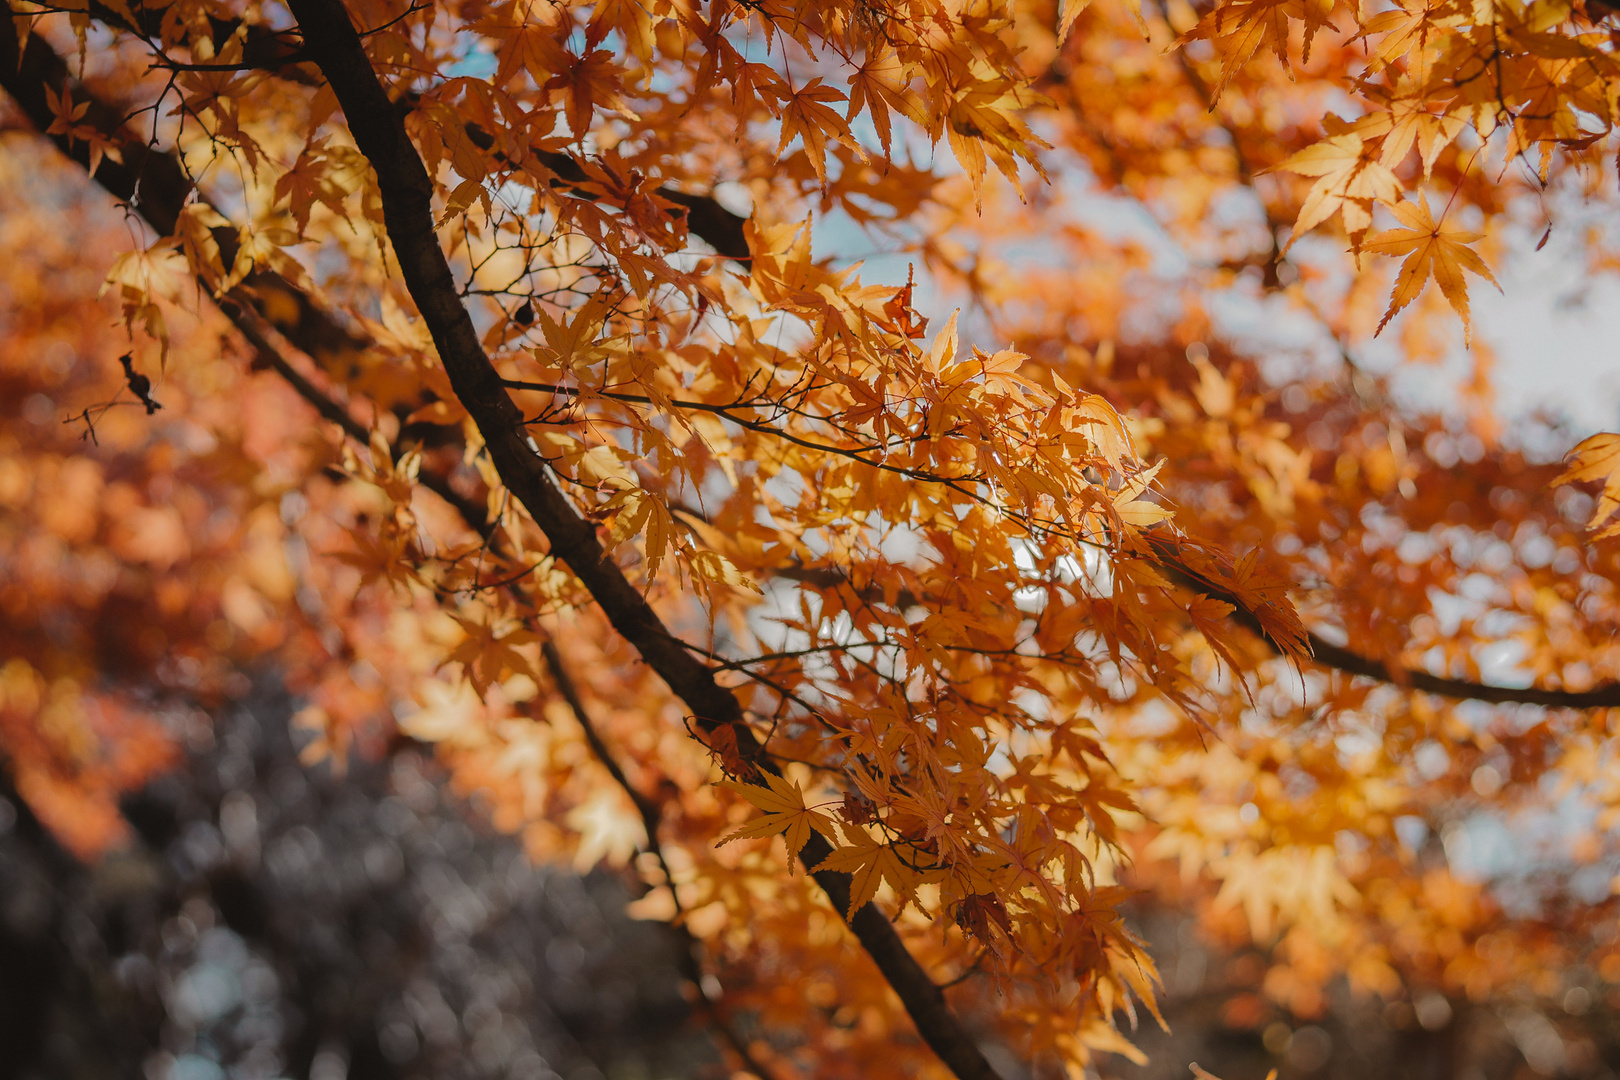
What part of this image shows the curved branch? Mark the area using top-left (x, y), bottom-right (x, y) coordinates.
top-left (539, 641), bottom-right (784, 1080)
top-left (782, 558), bottom-right (1620, 709)
top-left (0, 15), bottom-right (892, 1075)
top-left (1141, 536), bottom-right (1620, 709)
top-left (219, 301), bottom-right (781, 1077)
top-left (276, 5), bottom-right (1005, 1079)
top-left (1300, 630), bottom-right (1620, 708)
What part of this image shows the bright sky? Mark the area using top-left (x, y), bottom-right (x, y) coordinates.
top-left (813, 174), bottom-right (1620, 440)
top-left (1469, 240), bottom-right (1620, 433)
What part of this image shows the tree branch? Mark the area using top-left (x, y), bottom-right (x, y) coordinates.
top-left (1140, 535), bottom-right (1620, 709)
top-left (276, 4), bottom-right (1005, 1078)
top-left (537, 641), bottom-right (784, 1080)
top-left (457, 121), bottom-right (750, 263)
top-left (214, 295), bottom-right (782, 1077)
top-left (783, 557), bottom-right (1620, 709)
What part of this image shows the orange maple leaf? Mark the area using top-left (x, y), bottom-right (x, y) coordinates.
top-left (1361, 196), bottom-right (1499, 341)
top-left (812, 825), bottom-right (928, 916)
top-left (1275, 133), bottom-right (1401, 244)
top-left (718, 773), bottom-right (838, 872)
top-left (779, 79), bottom-right (860, 185)
top-left (1555, 432), bottom-right (1620, 538)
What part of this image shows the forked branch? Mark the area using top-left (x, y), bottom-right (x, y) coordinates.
top-left (5, 4), bottom-right (1597, 715)
top-left (277, 2), bottom-right (1008, 1078)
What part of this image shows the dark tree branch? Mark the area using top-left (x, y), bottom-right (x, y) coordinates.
top-left (278, 4), bottom-right (1005, 1078)
top-left (1140, 534), bottom-right (1620, 709)
top-left (1301, 630), bottom-right (1620, 708)
top-left (782, 556), bottom-right (1620, 710)
top-left (458, 121), bottom-right (750, 263)
top-left (538, 640), bottom-right (784, 1080)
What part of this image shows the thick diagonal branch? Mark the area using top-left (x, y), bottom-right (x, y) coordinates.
top-left (224, 300), bottom-right (779, 1079)
top-left (5, 7), bottom-right (1607, 720)
top-left (276, 3), bottom-right (1005, 1079)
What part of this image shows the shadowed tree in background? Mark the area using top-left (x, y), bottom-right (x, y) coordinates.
top-left (0, 686), bottom-right (711, 1080)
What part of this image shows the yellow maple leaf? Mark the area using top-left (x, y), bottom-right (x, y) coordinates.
top-left (442, 615), bottom-right (538, 697)
top-left (1113, 460), bottom-right (1174, 527)
top-left (845, 47), bottom-right (926, 159)
top-left (1361, 196), bottom-right (1499, 341)
top-left (718, 773), bottom-right (838, 872)
top-left (599, 485), bottom-right (677, 579)
top-left (779, 78), bottom-right (861, 185)
top-left (1058, 0), bottom-right (1100, 44)
top-left (811, 826), bottom-right (925, 917)
top-left (1180, 0), bottom-right (1336, 100)
top-left (688, 549), bottom-right (762, 593)
top-left (1274, 133), bottom-right (1401, 244)
top-left (1555, 432), bottom-right (1620, 538)
top-left (531, 291), bottom-right (624, 379)
top-left (1377, 97), bottom-right (1466, 177)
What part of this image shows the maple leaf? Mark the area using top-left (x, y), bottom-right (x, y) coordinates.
top-left (42, 81), bottom-right (89, 134)
top-left (221, 224), bottom-right (308, 297)
top-left (1555, 432), bottom-right (1620, 537)
top-left (1274, 133), bottom-right (1401, 244)
top-left (943, 80), bottom-right (1051, 201)
top-left (99, 242), bottom-right (189, 360)
top-left (1361, 197), bottom-right (1500, 340)
top-left (273, 137), bottom-right (368, 236)
top-left (330, 523), bottom-right (419, 594)
top-left (845, 47), bottom-right (926, 158)
top-left (1057, 0), bottom-right (1098, 43)
top-left (1377, 96), bottom-right (1467, 177)
top-left (443, 615), bottom-right (539, 698)
top-left (811, 826), bottom-right (927, 917)
top-left (704, 723), bottom-right (754, 779)
top-left (718, 773), bottom-right (838, 872)
top-left (530, 290), bottom-right (624, 379)
top-left (841, 790), bottom-right (878, 825)
top-left (688, 549), bottom-right (762, 593)
top-left (1359, 0), bottom-right (1443, 82)
top-left (548, 49), bottom-right (640, 142)
top-left (778, 79), bottom-right (860, 185)
top-left (171, 203), bottom-right (231, 288)
top-left (598, 485), bottom-right (677, 579)
top-left (955, 892), bottom-right (1014, 952)
top-left (1181, 0), bottom-right (1337, 99)
top-left (1113, 460), bottom-right (1174, 528)
top-left (1186, 594), bottom-right (1246, 680)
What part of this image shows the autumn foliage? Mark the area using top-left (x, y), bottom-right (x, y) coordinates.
top-left (6, 0), bottom-right (1620, 1075)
